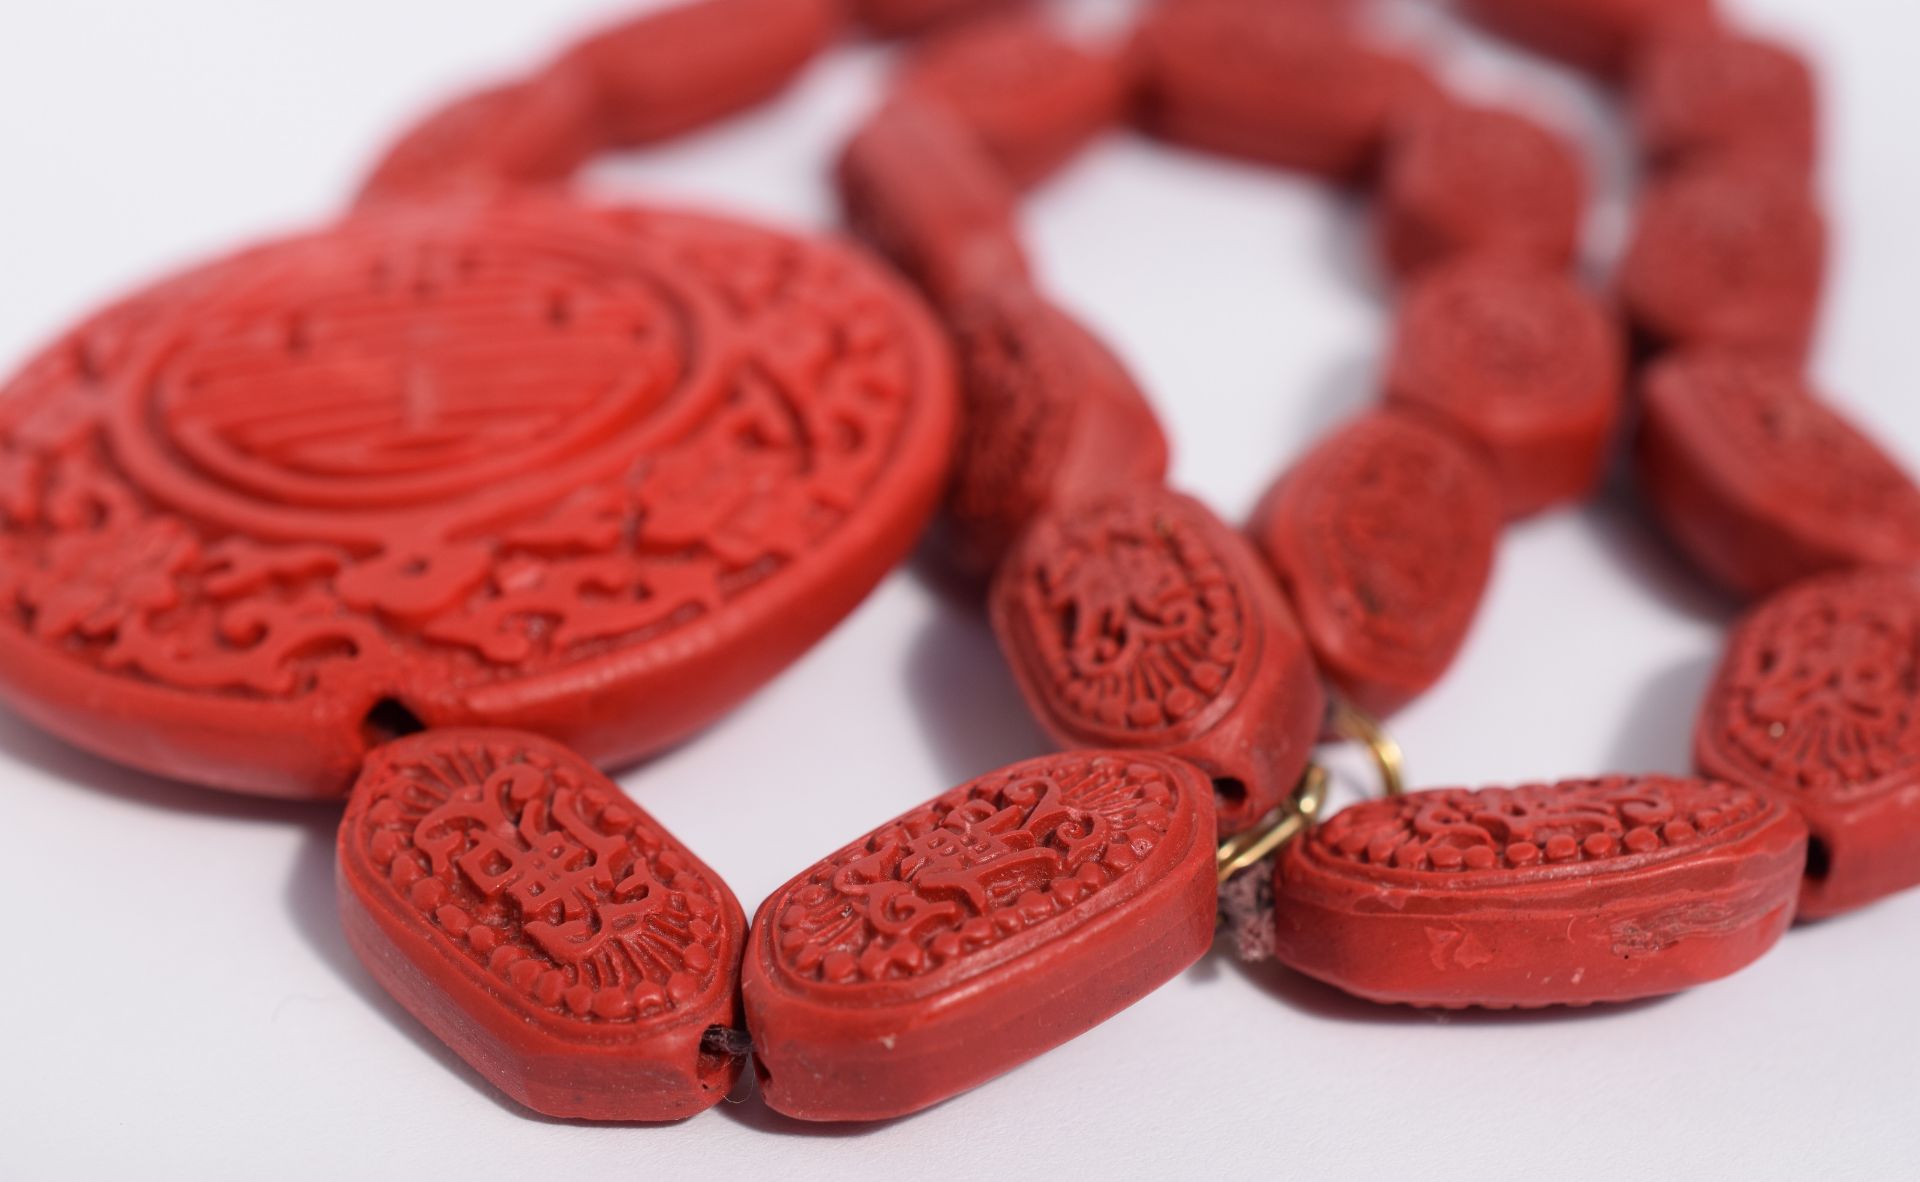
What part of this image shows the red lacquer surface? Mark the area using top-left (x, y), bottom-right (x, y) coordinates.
top-left (337, 729), bottom-right (747, 1120)
top-left (1273, 776), bottom-right (1808, 1007)
top-left (356, 71), bottom-right (604, 205)
top-left (853, 0), bottom-right (1019, 36)
top-left (557, 0), bottom-right (840, 147)
top-left (991, 487), bottom-right (1325, 835)
top-left (0, 200), bottom-right (954, 797)
top-left (1378, 104), bottom-right (1586, 278)
top-left (1249, 411), bottom-right (1499, 717)
top-left (1131, 0), bottom-right (1439, 182)
top-left (1631, 28), bottom-right (1817, 173)
top-left (1385, 260), bottom-right (1624, 517)
top-left (743, 750), bottom-right (1217, 1120)
top-left (941, 279), bottom-right (1169, 575)
top-left (1636, 352), bottom-right (1920, 598)
top-left (1460, 0), bottom-right (1717, 76)
top-left (897, 12), bottom-right (1125, 187)
top-left (1697, 569), bottom-right (1920, 918)
top-left (838, 97), bottom-right (1032, 310)
top-left (1619, 162), bottom-right (1825, 361)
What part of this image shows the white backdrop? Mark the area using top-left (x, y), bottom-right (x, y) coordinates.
top-left (2, 1), bottom-right (1915, 1178)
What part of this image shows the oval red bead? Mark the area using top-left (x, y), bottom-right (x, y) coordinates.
top-left (0, 200), bottom-right (954, 797)
top-left (1131, 0), bottom-right (1440, 182)
top-left (1378, 104), bottom-right (1586, 279)
top-left (897, 12), bottom-right (1125, 187)
top-left (1273, 775), bottom-right (1807, 1008)
top-left (941, 279), bottom-right (1169, 576)
top-left (1636, 352), bottom-right (1920, 598)
top-left (1630, 28), bottom-right (1818, 174)
top-left (1249, 410), bottom-right (1499, 718)
top-left (838, 97), bottom-right (1031, 311)
top-left (356, 71), bottom-right (604, 206)
top-left (991, 487), bottom-right (1326, 835)
top-left (1384, 260), bottom-right (1624, 518)
top-left (742, 750), bottom-right (1217, 1121)
top-left (1460, 0), bottom-right (1717, 76)
top-left (1619, 162), bottom-right (1826, 362)
top-left (1697, 568), bottom-right (1920, 918)
top-left (337, 729), bottom-right (748, 1121)
top-left (557, 0), bottom-right (838, 147)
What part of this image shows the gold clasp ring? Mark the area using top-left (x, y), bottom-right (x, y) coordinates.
top-left (1328, 698), bottom-right (1406, 798)
top-left (1216, 764), bottom-right (1328, 884)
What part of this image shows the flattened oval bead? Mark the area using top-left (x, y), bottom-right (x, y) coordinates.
top-left (1131, 0), bottom-right (1440, 182)
top-left (1378, 104), bottom-right (1586, 279)
top-left (941, 279), bottom-right (1169, 575)
top-left (337, 729), bottom-right (747, 1121)
top-left (1273, 776), bottom-right (1807, 1008)
top-left (1697, 569), bottom-right (1920, 918)
top-left (1619, 162), bottom-right (1825, 362)
top-left (1635, 352), bottom-right (1920, 598)
top-left (1249, 410), bottom-right (1499, 717)
top-left (992, 487), bottom-right (1326, 834)
top-left (1459, 0), bottom-right (1716, 77)
top-left (742, 751), bottom-right (1217, 1121)
top-left (838, 97), bottom-right (1031, 310)
top-left (1630, 28), bottom-right (1817, 174)
top-left (897, 12), bottom-right (1126, 186)
top-left (1385, 260), bottom-right (1624, 517)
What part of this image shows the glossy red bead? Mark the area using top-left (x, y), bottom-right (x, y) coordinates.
top-left (337, 729), bottom-right (748, 1120)
top-left (1378, 103), bottom-right (1586, 279)
top-left (1636, 352), bottom-right (1920, 598)
top-left (1273, 776), bottom-right (1808, 1008)
top-left (991, 487), bottom-right (1326, 835)
top-left (1697, 569), bottom-right (1920, 918)
top-left (743, 750), bottom-right (1217, 1120)
top-left (941, 279), bottom-right (1169, 576)
top-left (1385, 260), bottom-right (1625, 517)
top-left (0, 200), bottom-right (955, 797)
top-left (896, 12), bottom-right (1126, 187)
top-left (1249, 410), bottom-right (1500, 718)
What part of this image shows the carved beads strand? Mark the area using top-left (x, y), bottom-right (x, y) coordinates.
top-left (6, 0), bottom-right (1917, 1134)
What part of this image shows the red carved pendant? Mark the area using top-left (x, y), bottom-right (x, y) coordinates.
top-left (743, 750), bottom-right (1217, 1121)
top-left (1630, 28), bottom-right (1818, 174)
top-left (1697, 569), bottom-right (1920, 918)
top-left (1378, 104), bottom-right (1586, 279)
top-left (1620, 162), bottom-right (1825, 362)
top-left (838, 97), bottom-right (1031, 311)
top-left (1131, 0), bottom-right (1440, 182)
top-left (1459, 0), bottom-right (1716, 76)
top-left (337, 729), bottom-right (747, 1121)
top-left (991, 488), bottom-right (1325, 835)
top-left (897, 12), bottom-right (1126, 187)
top-left (1273, 776), bottom-right (1808, 1008)
top-left (941, 279), bottom-right (1169, 575)
top-left (0, 200), bottom-right (955, 797)
top-left (1384, 260), bottom-right (1624, 518)
top-left (1249, 410), bottom-right (1500, 717)
top-left (1636, 353), bottom-right (1920, 598)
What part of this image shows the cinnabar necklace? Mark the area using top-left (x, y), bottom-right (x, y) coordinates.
top-left (3, 0), bottom-right (1914, 1126)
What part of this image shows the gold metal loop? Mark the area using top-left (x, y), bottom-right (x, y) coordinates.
top-left (1215, 764), bottom-right (1329, 884)
top-left (1328, 698), bottom-right (1406, 798)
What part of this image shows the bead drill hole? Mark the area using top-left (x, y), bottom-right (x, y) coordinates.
top-left (362, 698), bottom-right (426, 747)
